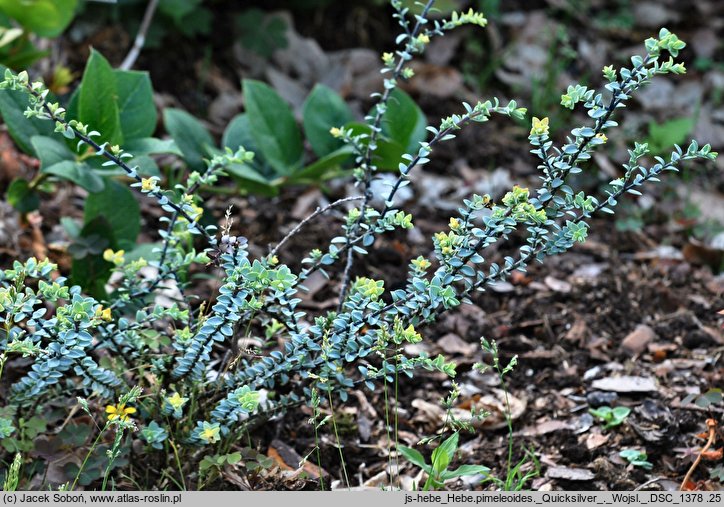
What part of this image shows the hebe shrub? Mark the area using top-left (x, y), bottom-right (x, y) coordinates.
top-left (0, 0), bottom-right (717, 489)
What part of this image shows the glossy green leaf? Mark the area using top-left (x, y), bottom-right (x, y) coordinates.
top-left (302, 84), bottom-right (353, 157)
top-left (223, 113), bottom-right (275, 179)
top-left (70, 216), bottom-right (115, 299)
top-left (242, 79), bottom-right (302, 175)
top-left (344, 121), bottom-right (407, 171)
top-left (439, 464), bottom-right (490, 480)
top-left (44, 161), bottom-right (104, 193)
top-left (646, 117), bottom-right (694, 155)
top-left (0, 0), bottom-right (77, 37)
top-left (163, 108), bottom-right (214, 171)
top-left (79, 49), bottom-right (122, 145)
top-left (123, 137), bottom-right (182, 156)
top-left (114, 69), bottom-right (157, 140)
top-left (381, 88), bottom-right (427, 155)
top-left (287, 145), bottom-right (353, 184)
top-left (0, 67), bottom-right (54, 155)
top-left (6, 178), bottom-right (39, 213)
top-left (84, 179), bottom-right (140, 250)
top-left (398, 445), bottom-right (431, 473)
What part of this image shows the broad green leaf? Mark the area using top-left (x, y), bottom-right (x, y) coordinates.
top-left (646, 117), bottom-right (694, 155)
top-left (398, 445), bottom-right (431, 473)
top-left (344, 121), bottom-right (407, 171)
top-left (0, 67), bottom-right (54, 154)
top-left (287, 145), bottom-right (353, 184)
top-left (114, 69), bottom-right (157, 140)
top-left (70, 216), bottom-right (115, 299)
top-left (235, 9), bottom-right (288, 58)
top-left (44, 161), bottom-right (104, 193)
top-left (79, 49), bottom-right (122, 145)
top-left (302, 84), bottom-right (353, 157)
top-left (30, 135), bottom-right (73, 166)
top-left (223, 113), bottom-right (275, 179)
top-left (0, 39), bottom-right (48, 69)
top-left (226, 163), bottom-right (278, 197)
top-left (222, 113), bottom-right (256, 153)
top-left (158, 0), bottom-right (202, 23)
top-left (434, 432), bottom-right (459, 471)
top-left (431, 447), bottom-right (451, 475)
top-left (381, 88), bottom-right (427, 155)
top-left (123, 137), bottom-right (182, 156)
top-left (243, 79), bottom-right (302, 176)
top-left (6, 178), bottom-right (39, 212)
top-left (0, 0), bottom-right (77, 37)
top-left (163, 108), bottom-right (214, 171)
top-left (84, 179), bottom-right (140, 250)
top-left (126, 241), bottom-right (161, 263)
top-left (439, 464), bottom-right (490, 480)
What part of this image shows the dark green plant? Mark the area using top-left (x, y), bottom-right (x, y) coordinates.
top-left (0, 0), bottom-right (77, 69)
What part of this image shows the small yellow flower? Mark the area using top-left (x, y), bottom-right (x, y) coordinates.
top-left (329, 127), bottom-right (342, 138)
top-left (190, 203), bottom-right (203, 222)
top-left (449, 217), bottom-right (461, 230)
top-left (381, 52), bottom-right (395, 66)
top-left (595, 133), bottom-right (608, 143)
top-left (530, 117), bottom-right (549, 137)
top-left (166, 392), bottom-right (188, 412)
top-left (199, 423), bottom-right (221, 444)
top-left (141, 177), bottom-right (157, 192)
top-left (95, 306), bottom-right (112, 322)
top-left (268, 255), bottom-right (279, 266)
top-left (105, 403), bottom-right (136, 422)
top-left (441, 246), bottom-right (453, 255)
top-left (411, 256), bottom-right (431, 271)
top-left (103, 249), bottom-right (125, 266)
top-left (417, 33), bottom-right (430, 44)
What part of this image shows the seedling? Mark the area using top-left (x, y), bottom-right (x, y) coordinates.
top-left (620, 449), bottom-right (653, 470)
top-left (589, 406), bottom-right (631, 430)
top-left (398, 432), bottom-right (490, 490)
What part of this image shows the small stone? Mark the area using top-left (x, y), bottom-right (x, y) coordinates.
top-left (621, 324), bottom-right (657, 355)
top-left (586, 391), bottom-right (619, 408)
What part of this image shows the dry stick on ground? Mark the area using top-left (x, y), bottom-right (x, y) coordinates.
top-left (269, 196), bottom-right (364, 258)
top-left (680, 418), bottom-right (718, 491)
top-left (120, 0), bottom-right (160, 70)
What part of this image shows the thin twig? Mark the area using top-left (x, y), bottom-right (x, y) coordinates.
top-left (120, 0), bottom-right (160, 71)
top-left (680, 418), bottom-right (718, 491)
top-left (269, 196), bottom-right (363, 258)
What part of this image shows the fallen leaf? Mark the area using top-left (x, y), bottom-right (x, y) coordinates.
top-left (584, 431), bottom-right (610, 451)
top-left (437, 333), bottom-right (478, 356)
top-left (591, 376), bottom-right (658, 393)
top-left (546, 466), bottom-right (595, 481)
top-left (544, 276), bottom-right (571, 293)
top-left (701, 448), bottom-right (723, 460)
top-left (520, 419), bottom-right (572, 436)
